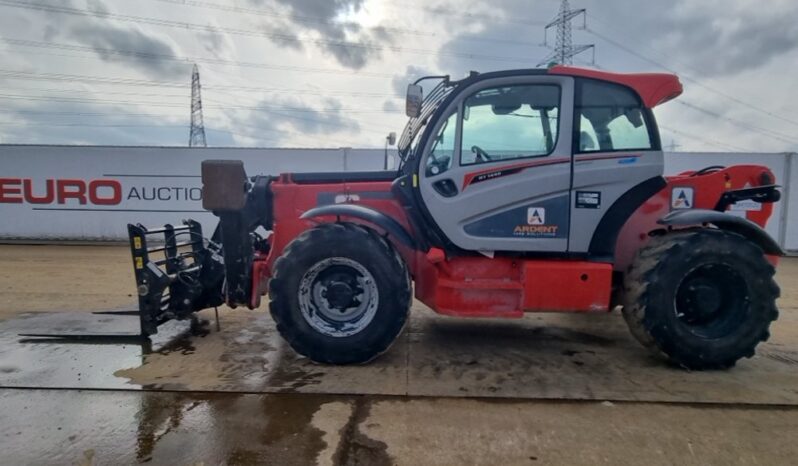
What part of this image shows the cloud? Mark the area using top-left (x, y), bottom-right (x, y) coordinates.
top-left (85, 0), bottom-right (110, 14)
top-left (43, 24), bottom-right (58, 42)
top-left (197, 21), bottom-right (237, 58)
top-left (432, 0), bottom-right (797, 80)
top-left (68, 22), bottom-right (187, 79)
top-left (244, 96), bottom-right (360, 138)
top-left (200, 28), bottom-right (226, 55)
top-left (0, 101), bottom-right (190, 146)
top-left (249, 0), bottom-right (395, 69)
top-left (382, 99), bottom-right (399, 112)
top-left (523, 0), bottom-right (798, 78)
top-left (654, 0), bottom-right (798, 77)
top-left (261, 22), bottom-right (304, 51)
top-left (1, 0), bottom-right (796, 152)
top-left (392, 65), bottom-right (437, 97)
top-left (433, 12), bottom-right (542, 77)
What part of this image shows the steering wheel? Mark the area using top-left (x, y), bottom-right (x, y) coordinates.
top-left (471, 145), bottom-right (493, 163)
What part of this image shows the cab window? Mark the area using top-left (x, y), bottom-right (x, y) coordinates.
top-left (576, 80), bottom-right (654, 152)
top-left (460, 84), bottom-right (560, 165)
top-left (425, 111), bottom-right (457, 176)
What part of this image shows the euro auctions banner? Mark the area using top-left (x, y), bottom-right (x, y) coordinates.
top-left (0, 145), bottom-right (386, 240)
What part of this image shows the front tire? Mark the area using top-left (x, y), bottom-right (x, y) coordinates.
top-left (269, 223), bottom-right (411, 364)
top-left (622, 229), bottom-right (780, 370)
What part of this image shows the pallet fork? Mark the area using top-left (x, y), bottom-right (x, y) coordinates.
top-left (19, 220), bottom-right (224, 343)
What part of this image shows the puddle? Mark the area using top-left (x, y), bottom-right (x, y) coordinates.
top-left (0, 388), bottom-right (365, 465)
top-left (0, 312), bottom-right (156, 389)
top-left (3, 309), bottom-right (798, 406)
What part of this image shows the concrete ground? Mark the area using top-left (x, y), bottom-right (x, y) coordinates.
top-left (0, 244), bottom-right (797, 465)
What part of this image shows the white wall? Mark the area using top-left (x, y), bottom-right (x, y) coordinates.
top-left (1, 145), bottom-right (795, 250)
top-left (0, 145), bottom-right (385, 241)
top-left (785, 153), bottom-right (798, 251)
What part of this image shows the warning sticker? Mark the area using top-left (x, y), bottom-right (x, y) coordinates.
top-left (729, 199), bottom-right (762, 212)
top-left (527, 207), bottom-right (545, 225)
top-left (575, 191), bottom-right (601, 209)
top-left (671, 187), bottom-right (694, 210)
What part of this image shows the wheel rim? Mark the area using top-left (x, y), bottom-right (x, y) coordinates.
top-left (298, 257), bottom-right (379, 338)
top-left (674, 263), bottom-right (749, 339)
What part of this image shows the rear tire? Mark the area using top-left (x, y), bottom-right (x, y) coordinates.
top-left (622, 229), bottom-right (779, 370)
top-left (269, 223), bottom-right (411, 364)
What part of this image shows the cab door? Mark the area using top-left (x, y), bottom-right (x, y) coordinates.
top-left (418, 75), bottom-right (575, 252)
top-left (567, 78), bottom-right (665, 255)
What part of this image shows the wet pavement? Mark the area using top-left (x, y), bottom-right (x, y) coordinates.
top-left (3, 388), bottom-right (797, 466)
top-left (2, 246), bottom-right (798, 464)
top-left (0, 389), bottom-right (361, 465)
top-left (2, 307), bottom-right (798, 404)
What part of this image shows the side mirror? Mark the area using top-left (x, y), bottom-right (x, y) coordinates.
top-left (201, 159), bottom-right (248, 211)
top-left (387, 132), bottom-right (396, 146)
top-left (406, 84), bottom-right (423, 117)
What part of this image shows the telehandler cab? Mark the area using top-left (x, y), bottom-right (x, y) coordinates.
top-left (127, 65), bottom-right (783, 369)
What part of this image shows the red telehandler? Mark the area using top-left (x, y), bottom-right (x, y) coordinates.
top-left (125, 66), bottom-right (782, 369)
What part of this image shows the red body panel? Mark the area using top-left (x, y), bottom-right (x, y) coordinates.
top-left (548, 65), bottom-right (683, 108)
top-left (615, 165), bottom-right (776, 271)
top-left (266, 175), bottom-right (409, 268)
top-left (253, 165), bottom-right (776, 317)
top-left (413, 251), bottom-right (613, 317)
top-left (522, 261), bottom-right (612, 312)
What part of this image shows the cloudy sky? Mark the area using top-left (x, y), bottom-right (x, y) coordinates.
top-left (0, 0), bottom-right (796, 152)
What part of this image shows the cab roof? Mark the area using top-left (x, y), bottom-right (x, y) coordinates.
top-left (548, 65), bottom-right (683, 108)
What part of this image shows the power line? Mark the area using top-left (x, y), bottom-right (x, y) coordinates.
top-left (154, 0), bottom-right (429, 35)
top-left (379, 0), bottom-right (550, 27)
top-left (580, 32), bottom-right (797, 149)
top-left (0, 92), bottom-right (401, 137)
top-left (0, 69), bottom-right (400, 98)
top-left (0, 86), bottom-right (189, 100)
top-left (584, 24), bottom-right (798, 129)
top-left (0, 0), bottom-right (534, 63)
top-left (205, 96), bottom-right (397, 137)
top-left (0, 116), bottom-right (381, 147)
top-left (589, 58), bottom-right (795, 149)
top-left (3, 110), bottom-right (183, 118)
top-left (0, 117), bottom-right (390, 146)
top-left (676, 100), bottom-right (798, 147)
top-left (658, 124), bottom-right (756, 153)
top-left (149, 0), bottom-right (545, 47)
top-left (205, 89), bottom-right (402, 138)
top-left (0, 37), bottom-right (396, 77)
top-left (0, 92), bottom-right (395, 113)
top-left (0, 121), bottom-right (295, 145)
top-left (5, 72), bottom-right (789, 151)
top-left (0, 112), bottom-right (378, 147)
top-left (154, 0), bottom-right (547, 29)
top-left (219, 120), bottom-right (367, 147)
top-left (0, 83), bottom-right (395, 101)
